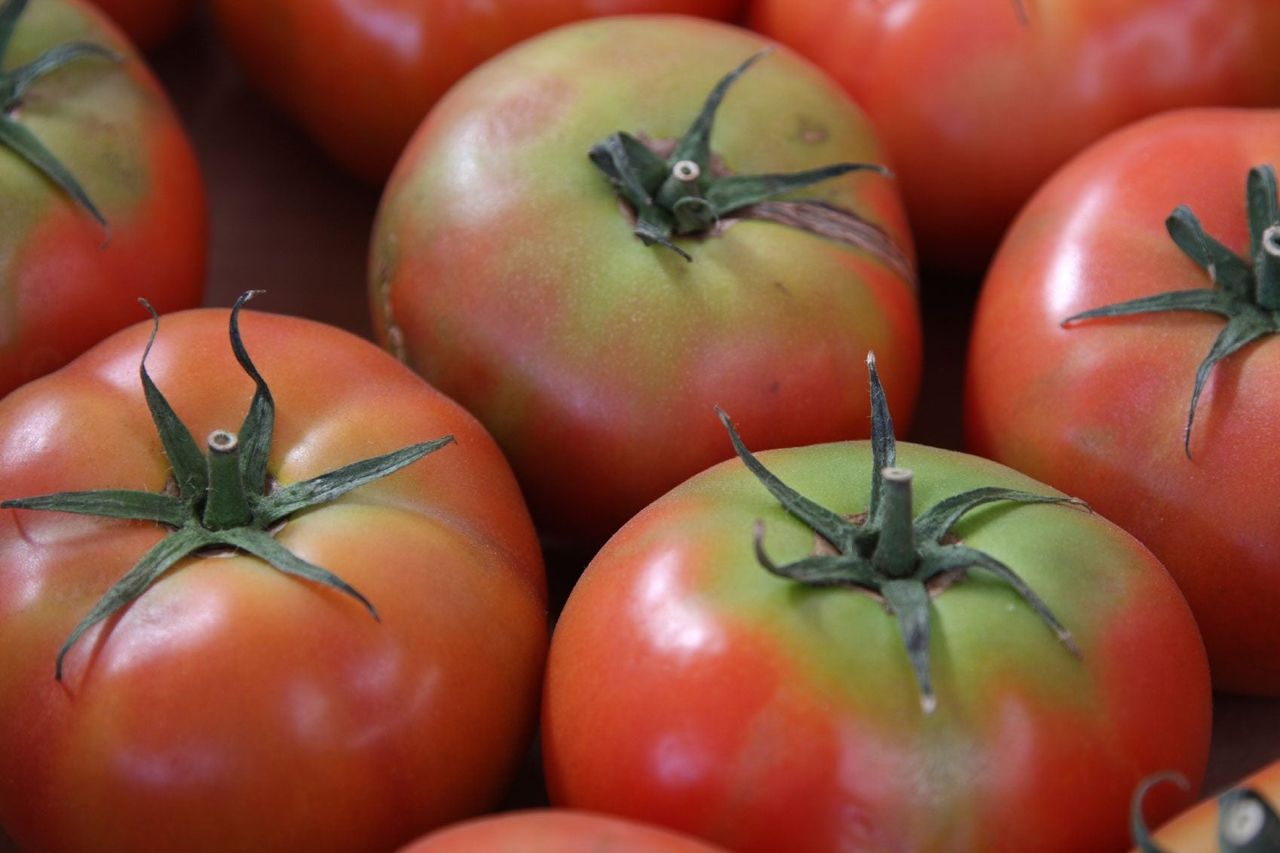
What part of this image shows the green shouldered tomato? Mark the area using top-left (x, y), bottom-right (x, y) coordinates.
top-left (371, 16), bottom-right (921, 544)
top-left (1, 0), bottom-right (205, 396)
top-left (544, 358), bottom-right (1209, 852)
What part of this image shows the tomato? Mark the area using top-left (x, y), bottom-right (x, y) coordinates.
top-left (400, 810), bottom-right (729, 852)
top-left (749, 0), bottom-right (1280, 271)
top-left (370, 15), bottom-right (921, 544)
top-left (542, 357), bottom-right (1210, 852)
top-left (1131, 761), bottom-right (1280, 852)
top-left (209, 0), bottom-right (745, 183)
top-left (81, 0), bottom-right (196, 49)
top-left (966, 109), bottom-right (1280, 695)
top-left (0, 0), bottom-right (205, 398)
top-left (0, 299), bottom-right (547, 851)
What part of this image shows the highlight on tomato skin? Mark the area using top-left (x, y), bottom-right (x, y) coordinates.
top-left (749, 0), bottom-right (1280, 271)
top-left (542, 357), bottom-right (1210, 853)
top-left (0, 0), bottom-right (207, 398)
top-left (208, 0), bottom-right (747, 183)
top-left (0, 299), bottom-right (548, 853)
top-left (369, 14), bottom-right (922, 546)
top-left (965, 108), bottom-right (1280, 696)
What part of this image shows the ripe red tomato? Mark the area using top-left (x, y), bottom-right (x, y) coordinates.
top-left (81, 0), bottom-right (196, 49)
top-left (0, 0), bottom-right (205, 398)
top-left (209, 0), bottom-right (745, 183)
top-left (966, 109), bottom-right (1280, 695)
top-left (0, 302), bottom-right (547, 851)
top-left (543, 364), bottom-right (1209, 851)
top-left (749, 0), bottom-right (1280, 270)
top-left (1132, 761), bottom-right (1280, 851)
top-left (400, 810), bottom-right (728, 852)
top-left (370, 16), bottom-right (921, 543)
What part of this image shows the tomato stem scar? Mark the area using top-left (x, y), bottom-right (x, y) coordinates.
top-left (588, 49), bottom-right (907, 277)
top-left (1, 291), bottom-right (454, 680)
top-left (1064, 164), bottom-right (1280, 457)
top-left (719, 353), bottom-right (1085, 713)
top-left (203, 430), bottom-right (251, 530)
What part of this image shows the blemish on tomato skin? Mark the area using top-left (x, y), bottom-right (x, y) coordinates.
top-left (481, 75), bottom-right (575, 146)
top-left (371, 234), bottom-right (407, 363)
top-left (794, 115), bottom-right (830, 145)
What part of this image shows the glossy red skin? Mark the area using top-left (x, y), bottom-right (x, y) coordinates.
top-left (371, 16), bottom-right (922, 544)
top-left (210, 0), bottom-right (744, 183)
top-left (82, 0), bottom-right (197, 49)
top-left (543, 441), bottom-right (1210, 852)
top-left (749, 0), bottom-right (1280, 270)
top-left (1, 0), bottom-right (205, 398)
top-left (400, 810), bottom-right (728, 852)
top-left (0, 309), bottom-right (547, 852)
top-left (1137, 761), bottom-right (1280, 851)
top-left (966, 109), bottom-right (1280, 695)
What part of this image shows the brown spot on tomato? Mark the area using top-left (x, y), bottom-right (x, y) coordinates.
top-left (371, 236), bottom-right (407, 363)
top-left (794, 115), bottom-right (829, 145)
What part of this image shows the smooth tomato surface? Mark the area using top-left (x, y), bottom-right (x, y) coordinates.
top-left (1, 0), bottom-right (205, 397)
top-left (750, 0), bottom-right (1280, 270)
top-left (82, 0), bottom-right (197, 48)
top-left (210, 0), bottom-right (745, 183)
top-left (966, 109), bottom-right (1280, 695)
top-left (543, 440), bottom-right (1210, 852)
top-left (0, 308), bottom-right (547, 852)
top-left (400, 810), bottom-right (728, 852)
top-left (1137, 761), bottom-right (1280, 851)
top-left (371, 16), bottom-right (921, 543)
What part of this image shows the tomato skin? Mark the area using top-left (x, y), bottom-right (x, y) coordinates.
top-left (400, 810), bottom-right (728, 852)
top-left (542, 441), bottom-right (1210, 851)
top-left (1, 0), bottom-right (206, 398)
top-left (371, 15), bottom-right (921, 543)
top-left (0, 309), bottom-right (547, 852)
top-left (1137, 761), bottom-right (1280, 851)
top-left (209, 0), bottom-right (745, 183)
top-left (749, 0), bottom-right (1280, 270)
top-left (81, 0), bottom-right (197, 49)
top-left (966, 108), bottom-right (1280, 695)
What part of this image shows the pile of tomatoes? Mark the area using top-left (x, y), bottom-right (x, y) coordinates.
top-left (1, 1), bottom-right (1277, 851)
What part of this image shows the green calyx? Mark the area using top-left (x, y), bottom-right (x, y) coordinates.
top-left (589, 51), bottom-right (912, 280)
top-left (1063, 164), bottom-right (1280, 458)
top-left (0, 0), bottom-right (118, 225)
top-left (1131, 772), bottom-right (1280, 852)
top-left (1, 292), bottom-right (454, 680)
top-left (718, 353), bottom-right (1084, 714)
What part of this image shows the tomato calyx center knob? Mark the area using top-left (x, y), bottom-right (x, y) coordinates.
top-left (717, 353), bottom-right (1085, 714)
top-left (587, 50), bottom-right (912, 282)
top-left (1063, 163), bottom-right (1280, 458)
top-left (2, 291), bottom-right (455, 681)
top-left (1129, 771), bottom-right (1280, 852)
top-left (0, 0), bottom-right (119, 226)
